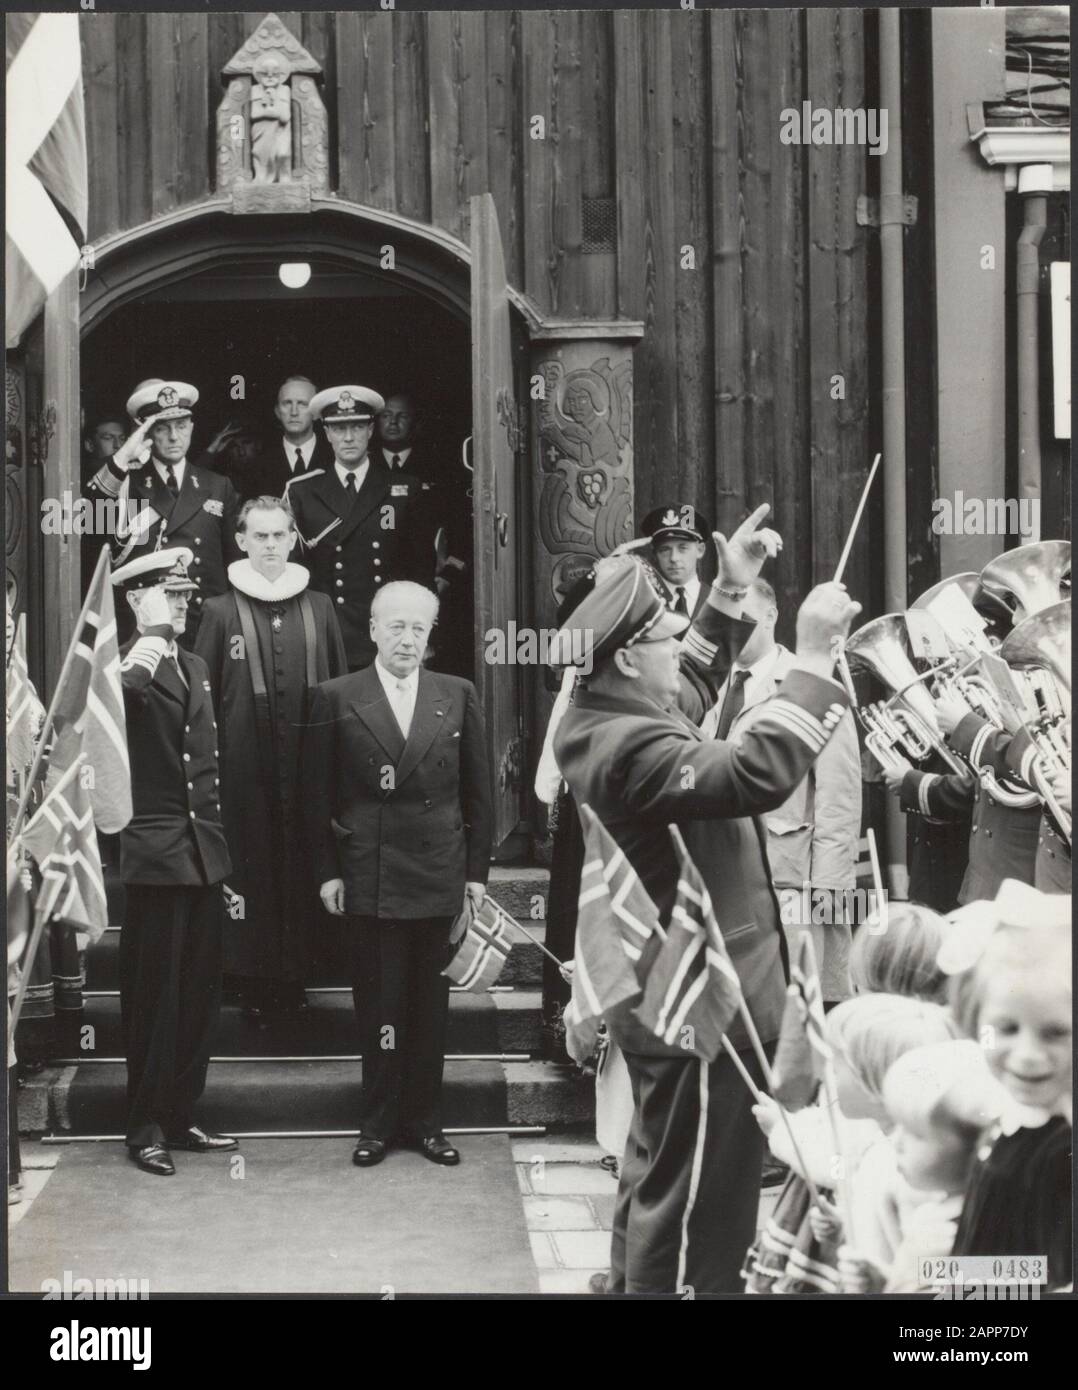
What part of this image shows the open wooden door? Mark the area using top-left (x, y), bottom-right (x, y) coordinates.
top-left (470, 193), bottom-right (523, 848)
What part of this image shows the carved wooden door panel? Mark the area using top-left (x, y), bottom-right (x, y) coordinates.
top-left (470, 193), bottom-right (523, 848)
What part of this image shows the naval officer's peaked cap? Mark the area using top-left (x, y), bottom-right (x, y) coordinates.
top-left (550, 557), bottom-right (690, 668)
top-left (311, 385), bottom-right (385, 424)
top-left (641, 505), bottom-right (710, 545)
top-left (112, 547), bottom-right (198, 593)
top-left (126, 379), bottom-right (199, 424)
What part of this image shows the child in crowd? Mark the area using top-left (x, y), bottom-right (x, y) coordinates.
top-left (946, 883), bottom-right (1072, 1291)
top-left (848, 901), bottom-right (948, 1004)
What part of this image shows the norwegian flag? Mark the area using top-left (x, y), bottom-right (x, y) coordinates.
top-left (5, 610), bottom-right (44, 779)
top-left (561, 805), bottom-right (660, 1062)
top-left (636, 825), bottom-right (743, 1061)
top-left (19, 755), bottom-right (108, 942)
top-left (443, 895), bottom-right (514, 991)
top-left (771, 930), bottom-right (833, 1109)
top-left (5, 13), bottom-right (87, 348)
top-left (45, 545), bottom-right (131, 834)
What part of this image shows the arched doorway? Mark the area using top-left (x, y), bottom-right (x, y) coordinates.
top-left (81, 199), bottom-right (530, 846)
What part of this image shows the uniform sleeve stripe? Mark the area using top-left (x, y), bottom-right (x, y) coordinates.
top-left (918, 774), bottom-right (939, 817)
top-left (1019, 743), bottom-right (1038, 787)
top-left (756, 703), bottom-right (827, 754)
top-left (969, 723), bottom-right (992, 769)
top-left (120, 636), bottom-right (168, 674)
top-left (680, 629), bottom-right (717, 665)
top-left (763, 699), bottom-right (828, 747)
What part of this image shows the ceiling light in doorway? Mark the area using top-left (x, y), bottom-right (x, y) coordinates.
top-left (278, 262), bottom-right (311, 289)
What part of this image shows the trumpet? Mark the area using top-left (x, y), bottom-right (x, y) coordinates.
top-left (979, 540), bottom-right (1071, 624)
top-left (835, 614), bottom-right (967, 777)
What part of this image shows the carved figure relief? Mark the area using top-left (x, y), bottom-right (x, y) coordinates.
top-left (216, 14), bottom-right (328, 213)
top-left (535, 355), bottom-right (634, 604)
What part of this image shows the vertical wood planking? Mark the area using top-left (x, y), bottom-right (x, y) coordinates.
top-left (767, 9), bottom-right (811, 621)
top-left (426, 12), bottom-right (488, 242)
top-left (615, 11), bottom-right (678, 515)
top-left (520, 10), bottom-right (558, 314)
top-left (82, 13), bottom-right (120, 239)
top-left (485, 11), bottom-right (523, 294)
top-left (579, 9), bottom-right (616, 317)
top-left (337, 12), bottom-right (396, 210)
top-left (117, 13), bottom-right (151, 230)
top-left (148, 12), bottom-right (209, 215)
top-left (806, 9), bottom-right (869, 591)
top-left (671, 5), bottom-right (713, 513)
top-left (553, 11), bottom-right (586, 317)
top-left (709, 10), bottom-right (747, 535)
top-left (456, 11), bottom-right (491, 235)
top-left (394, 10), bottom-right (430, 223)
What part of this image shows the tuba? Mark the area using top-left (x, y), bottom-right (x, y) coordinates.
top-left (999, 600), bottom-right (1072, 844)
top-left (979, 540), bottom-right (1071, 624)
top-left (836, 614), bottom-right (967, 776)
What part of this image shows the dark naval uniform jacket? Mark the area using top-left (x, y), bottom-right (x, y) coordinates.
top-left (286, 460), bottom-right (429, 669)
top-left (900, 712), bottom-right (1040, 904)
top-left (118, 630), bottom-right (231, 887)
top-left (87, 458), bottom-right (241, 642)
top-left (554, 605), bottom-right (853, 1055)
top-left (304, 664), bottom-right (493, 919)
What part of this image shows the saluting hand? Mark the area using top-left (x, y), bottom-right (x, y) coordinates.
top-left (111, 418), bottom-right (153, 473)
top-left (134, 584), bottom-right (174, 633)
top-left (712, 503), bottom-right (783, 590)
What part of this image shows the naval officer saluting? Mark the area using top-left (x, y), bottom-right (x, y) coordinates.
top-left (86, 380), bottom-right (241, 646)
top-left (112, 547), bottom-right (237, 1176)
top-left (286, 385), bottom-right (429, 671)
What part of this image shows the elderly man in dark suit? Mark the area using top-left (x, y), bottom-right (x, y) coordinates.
top-left (86, 379), bottom-right (241, 646)
top-left (552, 506), bottom-right (861, 1294)
top-left (305, 580), bottom-right (493, 1168)
top-left (112, 547), bottom-right (237, 1177)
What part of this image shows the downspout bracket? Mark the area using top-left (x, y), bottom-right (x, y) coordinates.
top-left (856, 193), bottom-right (919, 228)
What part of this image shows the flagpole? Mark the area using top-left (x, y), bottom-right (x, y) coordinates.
top-left (493, 901), bottom-right (567, 970)
top-left (8, 543), bottom-right (112, 840)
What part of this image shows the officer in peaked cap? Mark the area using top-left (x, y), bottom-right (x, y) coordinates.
top-left (641, 504), bottom-right (712, 619)
top-left (111, 547), bottom-right (237, 1177)
top-left (286, 385), bottom-right (429, 670)
top-left (85, 379), bottom-right (241, 647)
top-left (550, 510), bottom-right (863, 1294)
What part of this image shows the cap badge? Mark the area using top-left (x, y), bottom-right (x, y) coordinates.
top-left (157, 386), bottom-right (179, 410)
top-left (660, 508), bottom-right (680, 528)
top-left (337, 390), bottom-right (355, 413)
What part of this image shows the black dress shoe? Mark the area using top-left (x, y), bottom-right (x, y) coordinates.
top-left (129, 1144), bottom-right (175, 1177)
top-left (417, 1134), bottom-right (460, 1166)
top-left (167, 1126), bottom-right (238, 1153)
top-left (352, 1136), bottom-right (387, 1167)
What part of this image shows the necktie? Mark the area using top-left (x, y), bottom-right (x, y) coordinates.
top-left (168, 652), bottom-right (187, 689)
top-left (715, 669), bottom-right (750, 740)
top-left (674, 586), bottom-right (689, 616)
top-left (293, 448), bottom-right (303, 472)
top-left (394, 679), bottom-right (412, 737)
top-left (345, 473), bottom-right (358, 495)
top-left (164, 464), bottom-right (178, 497)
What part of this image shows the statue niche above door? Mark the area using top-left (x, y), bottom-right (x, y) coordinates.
top-left (216, 13), bottom-right (329, 214)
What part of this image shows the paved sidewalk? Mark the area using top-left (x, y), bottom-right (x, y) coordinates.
top-left (514, 1136), bottom-right (783, 1294)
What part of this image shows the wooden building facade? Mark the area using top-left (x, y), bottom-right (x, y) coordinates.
top-left (5, 6), bottom-right (1069, 852)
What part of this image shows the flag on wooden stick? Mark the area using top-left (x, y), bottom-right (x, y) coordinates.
top-left (561, 805), bottom-right (660, 1062)
top-left (771, 930), bottom-right (832, 1109)
top-left (44, 546), bottom-right (131, 834)
top-left (5, 611), bottom-right (44, 778)
top-left (443, 895), bottom-right (514, 991)
top-left (636, 825), bottom-right (743, 1060)
top-left (19, 755), bottom-right (107, 942)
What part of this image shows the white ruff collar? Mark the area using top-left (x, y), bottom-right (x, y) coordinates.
top-left (228, 560), bottom-right (309, 602)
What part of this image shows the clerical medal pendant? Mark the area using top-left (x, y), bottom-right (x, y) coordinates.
top-left (271, 610), bottom-right (283, 633)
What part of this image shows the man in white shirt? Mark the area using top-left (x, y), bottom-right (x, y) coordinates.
top-left (704, 577), bottom-right (863, 1002)
top-left (641, 504), bottom-right (711, 618)
top-left (251, 375), bottom-right (333, 499)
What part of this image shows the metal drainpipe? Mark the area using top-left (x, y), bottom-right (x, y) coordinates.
top-left (1016, 178), bottom-right (1048, 542)
top-left (878, 9), bottom-right (910, 898)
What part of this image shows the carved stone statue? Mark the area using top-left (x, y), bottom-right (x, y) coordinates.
top-left (249, 53), bottom-right (292, 184)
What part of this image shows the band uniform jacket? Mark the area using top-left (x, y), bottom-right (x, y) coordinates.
top-left (86, 458), bottom-right (242, 641)
top-left (718, 645), bottom-right (862, 892)
top-left (304, 664), bottom-right (493, 918)
top-left (118, 631), bottom-right (231, 887)
top-left (900, 713), bottom-right (1040, 903)
top-left (250, 435), bottom-right (335, 502)
top-left (554, 605), bottom-right (853, 1055)
top-left (285, 462), bottom-right (429, 668)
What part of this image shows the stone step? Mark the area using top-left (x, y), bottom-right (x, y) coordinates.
top-left (68, 990), bottom-right (542, 1060)
top-left (43, 1057), bottom-right (594, 1136)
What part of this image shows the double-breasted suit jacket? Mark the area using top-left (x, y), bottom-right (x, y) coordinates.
top-left (118, 632), bottom-right (231, 888)
top-left (305, 664), bottom-right (493, 919)
top-left (286, 462), bottom-right (429, 669)
top-left (250, 435), bottom-right (335, 502)
top-left (87, 459), bottom-right (241, 643)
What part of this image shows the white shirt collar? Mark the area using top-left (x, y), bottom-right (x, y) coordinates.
top-left (732, 641), bottom-right (782, 684)
top-left (284, 435), bottom-right (317, 469)
top-left (334, 458), bottom-right (370, 492)
top-left (153, 457), bottom-right (186, 485)
top-left (382, 445), bottom-right (412, 468)
top-left (374, 659), bottom-right (419, 696)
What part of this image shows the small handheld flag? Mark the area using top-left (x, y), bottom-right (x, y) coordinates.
top-left (771, 931), bottom-right (832, 1109)
top-left (443, 896), bottom-right (514, 991)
